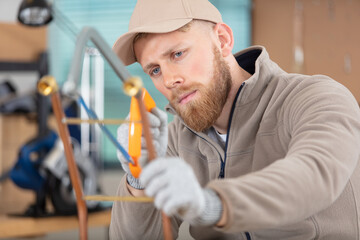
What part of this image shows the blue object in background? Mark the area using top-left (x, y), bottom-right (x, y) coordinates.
top-left (10, 130), bottom-right (58, 192)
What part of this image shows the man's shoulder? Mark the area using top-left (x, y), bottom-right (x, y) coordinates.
top-left (283, 73), bottom-right (349, 95)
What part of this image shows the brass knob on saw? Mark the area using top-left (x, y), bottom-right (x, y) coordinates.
top-left (123, 76), bottom-right (143, 97)
top-left (38, 75), bottom-right (58, 96)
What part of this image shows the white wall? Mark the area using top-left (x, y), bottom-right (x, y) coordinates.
top-left (0, 72), bottom-right (38, 95)
top-left (0, 0), bottom-right (22, 23)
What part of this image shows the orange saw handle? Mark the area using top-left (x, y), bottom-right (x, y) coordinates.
top-left (129, 89), bottom-right (156, 178)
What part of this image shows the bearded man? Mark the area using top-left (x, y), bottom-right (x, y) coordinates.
top-left (110, 0), bottom-right (360, 239)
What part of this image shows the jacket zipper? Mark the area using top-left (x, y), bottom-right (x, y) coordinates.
top-left (186, 83), bottom-right (249, 239)
top-left (219, 82), bottom-right (245, 179)
top-left (218, 83), bottom-right (250, 240)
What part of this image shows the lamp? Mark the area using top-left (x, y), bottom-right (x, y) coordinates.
top-left (18, 0), bottom-right (79, 41)
top-left (17, 0), bottom-right (53, 27)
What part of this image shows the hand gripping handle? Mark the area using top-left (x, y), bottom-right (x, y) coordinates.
top-left (128, 89), bottom-right (156, 178)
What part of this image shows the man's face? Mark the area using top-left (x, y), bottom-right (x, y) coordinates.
top-left (134, 23), bottom-right (232, 132)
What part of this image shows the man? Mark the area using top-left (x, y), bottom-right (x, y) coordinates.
top-left (110, 0), bottom-right (360, 239)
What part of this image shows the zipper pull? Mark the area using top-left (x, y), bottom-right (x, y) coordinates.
top-left (219, 166), bottom-right (225, 178)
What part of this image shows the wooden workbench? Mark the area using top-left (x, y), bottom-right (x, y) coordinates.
top-left (0, 209), bottom-right (111, 238)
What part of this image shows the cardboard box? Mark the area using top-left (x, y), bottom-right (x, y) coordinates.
top-left (252, 0), bottom-right (360, 103)
top-left (0, 23), bottom-right (47, 62)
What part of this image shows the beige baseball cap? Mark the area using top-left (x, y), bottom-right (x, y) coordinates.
top-left (112, 0), bottom-right (223, 66)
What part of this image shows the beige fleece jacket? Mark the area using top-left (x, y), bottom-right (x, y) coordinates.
top-left (109, 46), bottom-right (360, 240)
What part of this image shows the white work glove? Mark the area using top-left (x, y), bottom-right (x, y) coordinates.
top-left (117, 107), bottom-right (168, 189)
top-left (140, 157), bottom-right (223, 226)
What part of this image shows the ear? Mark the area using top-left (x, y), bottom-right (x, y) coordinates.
top-left (213, 23), bottom-right (234, 57)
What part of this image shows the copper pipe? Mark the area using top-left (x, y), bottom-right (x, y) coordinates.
top-left (136, 89), bottom-right (173, 240)
top-left (39, 76), bottom-right (88, 240)
top-left (51, 93), bottom-right (88, 240)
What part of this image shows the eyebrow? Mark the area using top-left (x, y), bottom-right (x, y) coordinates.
top-left (144, 63), bottom-right (157, 73)
top-left (143, 43), bottom-right (184, 72)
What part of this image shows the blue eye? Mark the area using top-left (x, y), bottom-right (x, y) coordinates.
top-left (151, 67), bottom-right (160, 75)
top-left (174, 51), bottom-right (183, 58)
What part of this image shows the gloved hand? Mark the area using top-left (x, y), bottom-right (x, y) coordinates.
top-left (117, 107), bottom-right (168, 189)
top-left (140, 157), bottom-right (223, 226)
top-left (140, 107), bottom-right (168, 159)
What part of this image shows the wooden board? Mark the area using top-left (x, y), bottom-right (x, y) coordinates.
top-left (0, 209), bottom-right (111, 238)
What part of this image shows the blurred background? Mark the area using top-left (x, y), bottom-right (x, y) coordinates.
top-left (0, 0), bottom-right (359, 239)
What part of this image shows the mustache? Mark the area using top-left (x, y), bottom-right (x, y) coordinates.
top-left (170, 83), bottom-right (202, 102)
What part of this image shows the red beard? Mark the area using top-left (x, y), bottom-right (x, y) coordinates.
top-left (170, 46), bottom-right (232, 132)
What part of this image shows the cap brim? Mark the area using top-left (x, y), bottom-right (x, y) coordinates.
top-left (112, 18), bottom-right (193, 66)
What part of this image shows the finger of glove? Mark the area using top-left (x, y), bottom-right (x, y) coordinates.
top-left (151, 107), bottom-right (168, 126)
top-left (121, 149), bottom-right (147, 171)
top-left (121, 150), bottom-right (148, 173)
top-left (141, 136), bottom-right (161, 151)
top-left (116, 124), bottom-right (130, 167)
top-left (117, 123), bottom-right (129, 147)
top-left (150, 128), bottom-right (161, 139)
top-left (144, 174), bottom-right (168, 198)
top-left (119, 160), bottom-right (130, 173)
top-left (138, 150), bottom-right (148, 167)
top-left (140, 137), bottom-right (167, 159)
top-left (147, 110), bottom-right (161, 128)
top-left (151, 140), bottom-right (162, 154)
top-left (141, 129), bottom-right (160, 145)
top-left (116, 114), bottom-right (131, 170)
top-left (145, 113), bottom-right (161, 143)
top-left (163, 196), bottom-right (191, 217)
top-left (151, 107), bottom-right (168, 148)
top-left (153, 188), bottom-right (172, 213)
top-left (140, 158), bottom-right (172, 186)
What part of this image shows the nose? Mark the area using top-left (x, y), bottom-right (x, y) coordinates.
top-left (162, 66), bottom-right (183, 89)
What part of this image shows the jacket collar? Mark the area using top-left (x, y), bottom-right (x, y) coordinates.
top-left (236, 45), bottom-right (284, 106)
